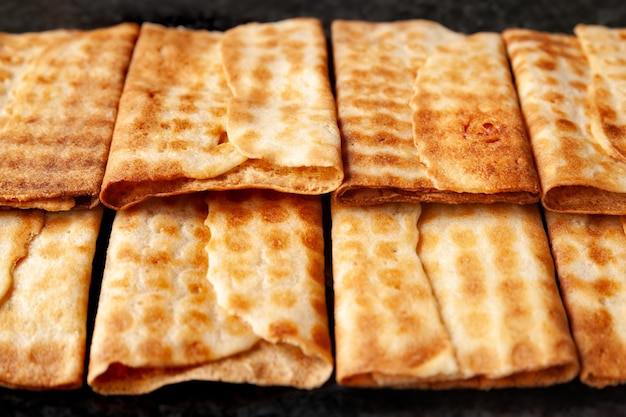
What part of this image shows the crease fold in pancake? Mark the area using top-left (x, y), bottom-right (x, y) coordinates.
top-left (0, 23), bottom-right (138, 211)
top-left (504, 27), bottom-right (626, 214)
top-left (88, 191), bottom-right (333, 395)
top-left (575, 24), bottom-right (626, 163)
top-left (332, 201), bottom-right (579, 388)
top-left (545, 211), bottom-right (626, 388)
top-left (0, 207), bottom-right (103, 390)
top-left (331, 20), bottom-right (540, 206)
top-left (100, 20), bottom-right (343, 211)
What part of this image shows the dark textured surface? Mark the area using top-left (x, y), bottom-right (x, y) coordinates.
top-left (2, 0), bottom-right (626, 415)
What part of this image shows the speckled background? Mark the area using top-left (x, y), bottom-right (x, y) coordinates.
top-left (2, 0), bottom-right (626, 416)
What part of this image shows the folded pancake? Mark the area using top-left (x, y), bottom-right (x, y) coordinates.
top-left (88, 191), bottom-right (332, 395)
top-left (0, 207), bottom-right (103, 390)
top-left (575, 25), bottom-right (626, 163)
top-left (503, 28), bottom-right (626, 214)
top-left (331, 201), bottom-right (458, 386)
top-left (332, 201), bottom-right (579, 388)
top-left (100, 20), bottom-right (343, 210)
top-left (545, 211), bottom-right (626, 388)
top-left (331, 20), bottom-right (539, 206)
top-left (0, 24), bottom-right (138, 210)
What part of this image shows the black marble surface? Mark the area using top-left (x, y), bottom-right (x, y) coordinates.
top-left (2, 0), bottom-right (626, 415)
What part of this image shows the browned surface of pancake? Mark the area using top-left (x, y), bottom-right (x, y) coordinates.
top-left (332, 20), bottom-right (539, 205)
top-left (546, 211), bottom-right (626, 388)
top-left (0, 208), bottom-right (103, 389)
top-left (504, 28), bottom-right (626, 214)
top-left (418, 203), bottom-right (578, 388)
top-left (0, 24), bottom-right (138, 210)
top-left (100, 20), bottom-right (342, 210)
top-left (575, 24), bottom-right (626, 163)
top-left (332, 201), bottom-right (458, 386)
top-left (332, 201), bottom-right (579, 388)
top-left (88, 191), bottom-right (332, 395)
top-left (221, 18), bottom-right (343, 181)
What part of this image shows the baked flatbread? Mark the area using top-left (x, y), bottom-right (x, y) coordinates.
top-left (0, 24), bottom-right (138, 210)
top-left (88, 191), bottom-right (332, 395)
top-left (0, 207), bottom-right (103, 390)
top-left (504, 28), bottom-right (626, 214)
top-left (545, 211), bottom-right (626, 388)
top-left (332, 201), bottom-right (579, 388)
top-left (100, 20), bottom-right (343, 210)
top-left (331, 20), bottom-right (539, 205)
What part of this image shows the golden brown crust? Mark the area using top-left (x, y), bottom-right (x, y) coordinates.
top-left (504, 28), bottom-right (626, 214)
top-left (332, 201), bottom-right (579, 388)
top-left (100, 23), bottom-right (247, 210)
top-left (417, 203), bottom-right (579, 388)
top-left (89, 340), bottom-right (330, 395)
top-left (410, 33), bottom-right (539, 197)
top-left (545, 211), bottom-right (626, 388)
top-left (575, 24), bottom-right (626, 163)
top-left (221, 19), bottom-right (343, 174)
top-left (88, 191), bottom-right (332, 395)
top-left (100, 20), bottom-right (343, 210)
top-left (0, 24), bottom-right (138, 210)
top-left (332, 20), bottom-right (540, 205)
top-left (331, 201), bottom-right (458, 386)
top-left (0, 208), bottom-right (103, 390)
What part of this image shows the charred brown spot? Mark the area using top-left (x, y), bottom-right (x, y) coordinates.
top-left (184, 341), bottom-right (212, 360)
top-left (266, 229), bottom-right (290, 250)
top-left (139, 339), bottom-right (172, 362)
top-left (588, 241), bottom-right (613, 266)
top-left (229, 293), bottom-right (253, 312)
top-left (225, 233), bottom-right (252, 252)
top-left (379, 268), bottom-right (404, 290)
top-left (311, 324), bottom-right (331, 353)
top-left (269, 320), bottom-right (299, 339)
top-left (271, 289), bottom-right (297, 308)
top-left (536, 58), bottom-right (557, 71)
top-left (300, 229), bottom-right (323, 253)
top-left (592, 277), bottom-right (620, 297)
top-left (106, 309), bottom-right (134, 333)
top-left (261, 203), bottom-right (289, 223)
top-left (226, 207), bottom-right (254, 227)
top-left (604, 123), bottom-right (626, 140)
top-left (556, 118), bottom-right (579, 133)
top-left (310, 297), bottom-right (327, 318)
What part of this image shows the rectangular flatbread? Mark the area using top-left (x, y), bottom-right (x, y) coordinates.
top-left (0, 24), bottom-right (138, 211)
top-left (332, 201), bottom-right (579, 388)
top-left (545, 211), bottom-right (626, 387)
top-left (331, 20), bottom-right (539, 206)
top-left (504, 27), bottom-right (626, 214)
top-left (100, 20), bottom-right (343, 210)
top-left (0, 207), bottom-right (103, 390)
top-left (88, 191), bottom-right (332, 395)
